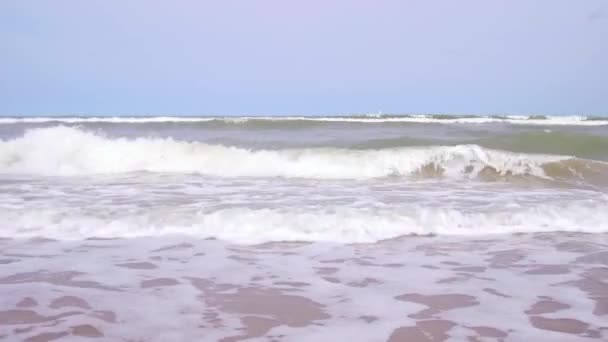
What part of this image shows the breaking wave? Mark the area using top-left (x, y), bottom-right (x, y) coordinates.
top-left (1, 126), bottom-right (606, 185)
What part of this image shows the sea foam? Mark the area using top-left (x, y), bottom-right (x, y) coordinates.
top-left (3, 199), bottom-right (608, 243)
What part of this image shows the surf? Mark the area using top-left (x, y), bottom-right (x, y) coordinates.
top-left (0, 126), bottom-right (574, 176)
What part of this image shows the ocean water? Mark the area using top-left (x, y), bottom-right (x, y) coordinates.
top-left (1, 115), bottom-right (607, 341)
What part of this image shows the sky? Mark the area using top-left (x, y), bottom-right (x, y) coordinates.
top-left (0, 0), bottom-right (607, 116)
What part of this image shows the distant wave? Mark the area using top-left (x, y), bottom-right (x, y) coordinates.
top-left (1, 126), bottom-right (606, 186)
top-left (1, 114), bottom-right (607, 125)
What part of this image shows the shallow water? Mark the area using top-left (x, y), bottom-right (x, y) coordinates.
top-left (1, 116), bottom-right (607, 340)
top-left (1, 233), bottom-right (607, 341)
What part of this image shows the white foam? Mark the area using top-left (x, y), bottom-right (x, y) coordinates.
top-left (2, 200), bottom-right (608, 243)
top-left (0, 126), bottom-right (566, 178)
top-left (1, 115), bottom-right (607, 125)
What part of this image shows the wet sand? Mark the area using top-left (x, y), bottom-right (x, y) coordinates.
top-left (0, 233), bottom-right (607, 341)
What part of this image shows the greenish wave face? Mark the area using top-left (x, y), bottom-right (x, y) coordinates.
top-left (477, 132), bottom-right (608, 160)
top-left (352, 132), bottom-right (608, 161)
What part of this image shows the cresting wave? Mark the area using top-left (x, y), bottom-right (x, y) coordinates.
top-left (1, 114), bottom-right (608, 125)
top-left (0, 126), bottom-right (593, 181)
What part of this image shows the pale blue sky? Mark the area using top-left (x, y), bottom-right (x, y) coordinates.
top-left (1, 0), bottom-right (607, 116)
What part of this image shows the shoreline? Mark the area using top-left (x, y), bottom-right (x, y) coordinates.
top-left (1, 232), bottom-right (606, 341)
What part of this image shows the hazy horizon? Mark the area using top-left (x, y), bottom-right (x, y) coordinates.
top-left (1, 112), bottom-right (608, 118)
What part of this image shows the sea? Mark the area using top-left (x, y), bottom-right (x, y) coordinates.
top-left (0, 114), bottom-right (607, 341)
